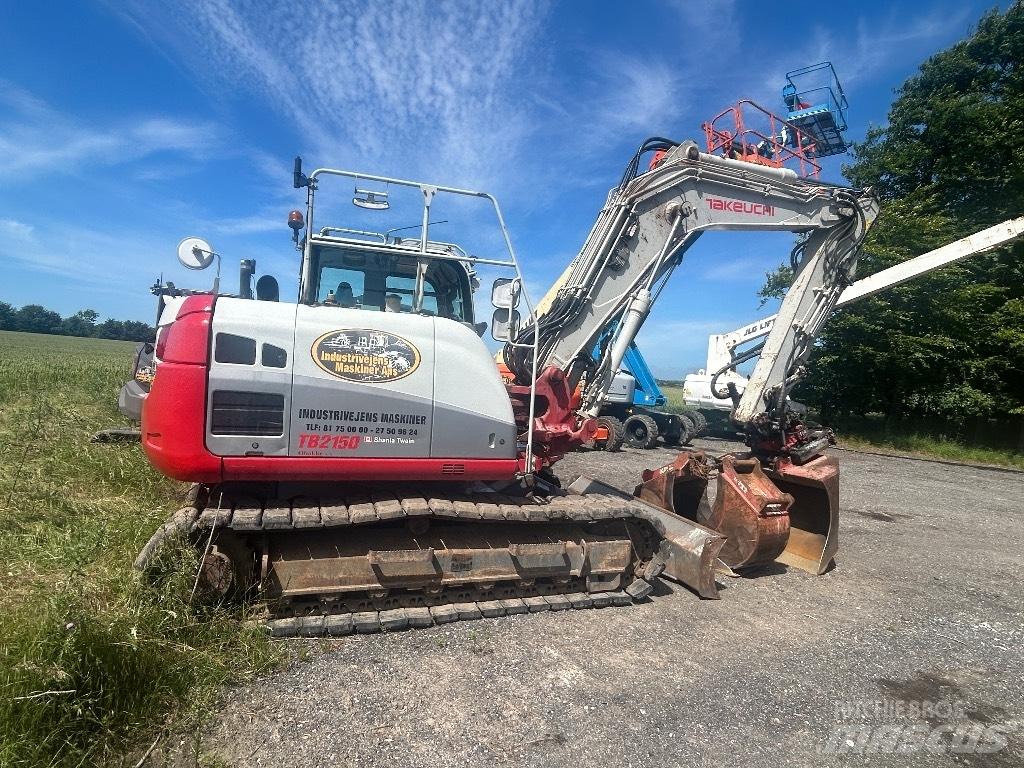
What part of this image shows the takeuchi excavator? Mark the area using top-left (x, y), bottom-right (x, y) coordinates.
top-left (135, 138), bottom-right (877, 636)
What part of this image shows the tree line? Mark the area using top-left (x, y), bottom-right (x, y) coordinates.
top-left (0, 302), bottom-right (155, 343)
top-left (761, 4), bottom-right (1024, 443)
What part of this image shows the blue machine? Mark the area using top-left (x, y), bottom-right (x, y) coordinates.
top-left (781, 62), bottom-right (850, 158)
top-left (621, 342), bottom-right (666, 408)
top-left (593, 337), bottom-right (693, 449)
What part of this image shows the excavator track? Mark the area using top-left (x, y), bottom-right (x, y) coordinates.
top-left (136, 481), bottom-right (726, 637)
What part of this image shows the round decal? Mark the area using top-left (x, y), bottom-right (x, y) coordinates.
top-left (311, 329), bottom-right (421, 383)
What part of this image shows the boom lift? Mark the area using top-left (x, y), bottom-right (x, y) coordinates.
top-left (683, 216), bottom-right (1024, 418)
top-left (136, 140), bottom-right (877, 635)
top-left (589, 339), bottom-right (702, 451)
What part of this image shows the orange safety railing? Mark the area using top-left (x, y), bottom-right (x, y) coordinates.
top-left (702, 100), bottom-right (822, 179)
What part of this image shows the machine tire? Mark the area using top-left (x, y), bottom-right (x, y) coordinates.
top-left (624, 414), bottom-right (659, 449)
top-left (687, 410), bottom-right (708, 436)
top-left (664, 414), bottom-right (694, 446)
top-left (588, 415), bottom-right (625, 452)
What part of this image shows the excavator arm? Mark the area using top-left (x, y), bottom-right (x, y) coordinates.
top-left (733, 188), bottom-right (878, 452)
top-left (506, 140), bottom-right (877, 433)
top-left (506, 137), bottom-right (879, 582)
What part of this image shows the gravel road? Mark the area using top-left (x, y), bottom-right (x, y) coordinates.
top-left (191, 440), bottom-right (1023, 767)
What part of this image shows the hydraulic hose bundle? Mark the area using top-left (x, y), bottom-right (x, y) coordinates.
top-left (505, 137), bottom-right (680, 385)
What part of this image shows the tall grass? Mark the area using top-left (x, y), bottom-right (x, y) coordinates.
top-left (831, 421), bottom-right (1024, 469)
top-left (0, 331), bottom-right (279, 767)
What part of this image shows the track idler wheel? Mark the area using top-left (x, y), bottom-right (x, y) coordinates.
top-left (196, 532), bottom-right (257, 600)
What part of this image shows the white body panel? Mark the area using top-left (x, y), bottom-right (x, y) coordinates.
top-left (202, 298), bottom-right (515, 460)
top-left (207, 298), bottom-right (298, 457)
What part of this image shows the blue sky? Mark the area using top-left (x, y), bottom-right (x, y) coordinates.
top-left (0, 0), bottom-right (1003, 376)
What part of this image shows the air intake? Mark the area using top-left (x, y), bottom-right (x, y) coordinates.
top-left (211, 391), bottom-right (284, 436)
top-left (441, 463), bottom-right (465, 475)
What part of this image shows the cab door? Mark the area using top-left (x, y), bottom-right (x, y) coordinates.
top-left (289, 304), bottom-right (435, 458)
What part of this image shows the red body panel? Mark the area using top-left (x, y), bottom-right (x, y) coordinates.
top-left (142, 362), bottom-right (222, 482)
top-left (219, 456), bottom-right (519, 482)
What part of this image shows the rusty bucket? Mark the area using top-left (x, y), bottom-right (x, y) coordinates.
top-left (703, 455), bottom-right (793, 569)
top-left (635, 451), bottom-right (839, 575)
top-left (765, 455), bottom-right (839, 575)
top-left (634, 451), bottom-right (713, 522)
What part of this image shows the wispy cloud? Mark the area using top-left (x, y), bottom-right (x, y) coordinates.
top-left (0, 218), bottom-right (34, 241)
top-left (0, 81), bottom-right (221, 180)
top-left (544, 1), bottom-right (743, 164)
top-left (110, 0), bottom-right (754, 201)
top-left (0, 215), bottom-right (164, 284)
top-left (113, 1), bottom-right (547, 195)
top-left (204, 211), bottom-right (283, 236)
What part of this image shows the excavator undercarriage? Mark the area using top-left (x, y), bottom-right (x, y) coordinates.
top-left (137, 477), bottom-right (728, 636)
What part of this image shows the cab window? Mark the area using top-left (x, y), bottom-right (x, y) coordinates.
top-left (384, 275), bottom-right (438, 315)
top-left (310, 245), bottom-right (472, 322)
top-left (317, 267), bottom-right (365, 307)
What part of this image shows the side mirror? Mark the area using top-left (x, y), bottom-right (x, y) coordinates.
top-left (176, 237), bottom-right (215, 270)
top-left (490, 277), bottom-right (521, 310)
top-left (490, 308), bottom-right (520, 342)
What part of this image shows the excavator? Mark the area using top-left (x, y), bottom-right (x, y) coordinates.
top-left (135, 137), bottom-right (877, 636)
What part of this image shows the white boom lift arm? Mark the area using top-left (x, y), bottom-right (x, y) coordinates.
top-left (690, 216), bottom-right (1024, 410)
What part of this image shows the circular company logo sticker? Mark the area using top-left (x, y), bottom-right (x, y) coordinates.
top-left (311, 329), bottom-right (421, 383)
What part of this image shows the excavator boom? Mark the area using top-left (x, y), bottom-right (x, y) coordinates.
top-left (509, 140), bottom-right (877, 429)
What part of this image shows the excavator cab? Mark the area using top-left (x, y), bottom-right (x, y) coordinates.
top-left (305, 241), bottom-right (475, 321)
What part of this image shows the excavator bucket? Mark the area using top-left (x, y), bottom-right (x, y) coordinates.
top-left (628, 453), bottom-right (730, 597)
top-left (637, 452), bottom-right (793, 570)
top-left (703, 455), bottom-right (793, 569)
top-left (637, 451), bottom-right (839, 575)
top-left (764, 455), bottom-right (839, 575)
top-left (634, 451), bottom-right (713, 525)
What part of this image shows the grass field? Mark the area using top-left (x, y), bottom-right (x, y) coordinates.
top-left (0, 331), bottom-right (278, 767)
top-left (659, 384), bottom-right (689, 413)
